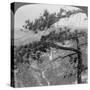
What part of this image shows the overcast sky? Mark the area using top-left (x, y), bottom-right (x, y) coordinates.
top-left (15, 4), bottom-right (84, 29)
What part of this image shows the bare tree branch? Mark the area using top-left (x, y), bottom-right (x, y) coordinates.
top-left (48, 42), bottom-right (81, 53)
top-left (79, 42), bottom-right (87, 47)
top-left (52, 52), bottom-right (77, 62)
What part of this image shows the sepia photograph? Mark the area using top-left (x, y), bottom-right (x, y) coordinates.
top-left (11, 2), bottom-right (88, 87)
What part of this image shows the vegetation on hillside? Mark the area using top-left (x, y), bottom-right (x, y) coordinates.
top-left (14, 26), bottom-right (87, 84)
top-left (13, 8), bottom-right (88, 87)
